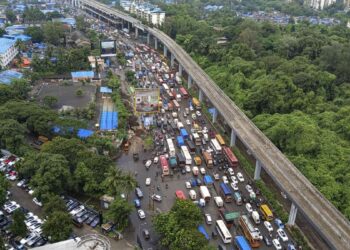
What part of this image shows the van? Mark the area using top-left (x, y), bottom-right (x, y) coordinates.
top-left (252, 211), bottom-right (261, 224)
top-left (189, 190), bottom-right (196, 200)
top-left (214, 196), bottom-right (223, 207)
top-left (192, 166), bottom-right (199, 176)
top-left (135, 188), bottom-right (143, 198)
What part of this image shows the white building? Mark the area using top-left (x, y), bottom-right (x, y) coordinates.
top-left (125, 1), bottom-right (165, 26)
top-left (0, 38), bottom-right (18, 68)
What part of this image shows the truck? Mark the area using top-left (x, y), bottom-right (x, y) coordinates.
top-left (194, 156), bottom-right (202, 166)
top-left (192, 97), bottom-right (201, 110)
top-left (177, 122), bottom-right (184, 130)
top-left (235, 236), bottom-right (252, 250)
top-left (214, 196), bottom-right (224, 207)
top-left (176, 136), bottom-right (185, 147)
top-left (251, 211), bottom-right (260, 224)
top-left (203, 175), bottom-right (213, 186)
top-left (191, 132), bottom-right (201, 146)
top-left (177, 152), bottom-right (185, 167)
top-left (167, 138), bottom-right (176, 157)
top-left (200, 186), bottom-right (211, 202)
top-left (180, 128), bottom-right (189, 139)
top-left (203, 151), bottom-right (213, 168)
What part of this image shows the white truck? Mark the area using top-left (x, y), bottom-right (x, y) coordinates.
top-left (252, 211), bottom-right (261, 224)
top-left (200, 186), bottom-right (211, 202)
top-left (189, 190), bottom-right (196, 200)
top-left (214, 196), bottom-right (223, 207)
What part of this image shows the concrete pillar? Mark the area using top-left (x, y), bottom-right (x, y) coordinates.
top-left (178, 64), bottom-right (183, 76)
top-left (127, 22), bottom-right (130, 31)
top-left (163, 46), bottom-right (168, 57)
top-left (188, 75), bottom-right (192, 89)
top-left (230, 129), bottom-right (236, 147)
top-left (199, 89), bottom-right (203, 102)
top-left (155, 38), bottom-right (158, 50)
top-left (147, 33), bottom-right (150, 44)
top-left (135, 28), bottom-right (138, 39)
top-left (170, 54), bottom-right (175, 67)
top-left (287, 203), bottom-right (298, 226)
top-left (212, 108), bottom-right (217, 124)
top-left (254, 160), bottom-right (262, 180)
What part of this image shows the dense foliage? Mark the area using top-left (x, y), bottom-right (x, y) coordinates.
top-left (160, 4), bottom-right (350, 219)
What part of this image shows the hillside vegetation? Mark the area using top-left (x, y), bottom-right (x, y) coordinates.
top-left (160, 3), bottom-right (350, 219)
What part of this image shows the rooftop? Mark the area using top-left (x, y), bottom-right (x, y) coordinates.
top-left (0, 70), bottom-right (23, 85)
top-left (0, 38), bottom-right (17, 54)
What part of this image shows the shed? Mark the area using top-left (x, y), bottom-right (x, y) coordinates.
top-left (71, 71), bottom-right (94, 81)
top-left (100, 195), bottom-right (115, 209)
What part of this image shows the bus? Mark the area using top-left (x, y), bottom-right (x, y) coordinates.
top-left (223, 146), bottom-right (239, 167)
top-left (160, 155), bottom-right (169, 176)
top-left (220, 183), bottom-right (233, 203)
top-left (260, 204), bottom-right (274, 221)
top-left (210, 138), bottom-right (222, 154)
top-left (235, 236), bottom-right (252, 250)
top-left (192, 97), bottom-right (201, 110)
top-left (179, 87), bottom-right (188, 99)
top-left (239, 215), bottom-right (261, 248)
top-left (181, 146), bottom-right (192, 165)
top-left (167, 138), bottom-right (176, 157)
top-left (186, 140), bottom-right (196, 154)
top-left (216, 220), bottom-right (232, 244)
top-left (175, 190), bottom-right (186, 200)
top-left (215, 134), bottom-right (226, 146)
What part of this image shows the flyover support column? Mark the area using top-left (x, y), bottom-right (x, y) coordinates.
top-left (178, 64), bottom-right (183, 76)
top-left (254, 160), bottom-right (262, 180)
top-left (170, 54), bottom-right (175, 67)
top-left (288, 203), bottom-right (298, 226)
top-left (147, 33), bottom-right (150, 45)
top-left (230, 129), bottom-right (236, 147)
top-left (199, 89), bottom-right (203, 102)
top-left (188, 75), bottom-right (192, 89)
top-left (163, 46), bottom-right (168, 57)
top-left (155, 38), bottom-right (158, 50)
top-left (212, 108), bottom-right (217, 124)
top-left (135, 28), bottom-right (138, 39)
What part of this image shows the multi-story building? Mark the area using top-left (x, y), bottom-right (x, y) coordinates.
top-left (122, 1), bottom-right (165, 26)
top-left (0, 38), bottom-right (18, 68)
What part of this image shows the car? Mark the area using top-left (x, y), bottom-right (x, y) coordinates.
top-left (189, 105), bottom-right (194, 111)
top-left (135, 188), bottom-right (143, 198)
top-left (277, 228), bottom-right (288, 242)
top-left (32, 197), bottom-right (42, 207)
top-left (237, 172), bottom-right (245, 182)
top-left (153, 156), bottom-right (159, 164)
top-left (227, 168), bottom-right (234, 176)
top-left (186, 119), bottom-right (191, 125)
top-left (143, 229), bottom-right (150, 240)
top-left (274, 218), bottom-right (284, 229)
top-left (196, 111), bottom-right (201, 117)
top-left (230, 182), bottom-right (239, 191)
top-left (191, 114), bottom-right (196, 120)
top-left (26, 236), bottom-right (41, 247)
top-left (272, 238), bottom-right (282, 250)
top-left (230, 175), bottom-right (238, 184)
top-left (28, 189), bottom-right (34, 196)
top-left (213, 173), bottom-right (220, 180)
top-left (185, 181), bottom-right (191, 189)
top-left (33, 237), bottom-right (47, 247)
top-left (245, 203), bottom-right (253, 213)
top-left (86, 214), bottom-right (98, 225)
top-left (90, 217), bottom-right (100, 228)
top-left (245, 184), bottom-right (253, 193)
top-left (21, 233), bottom-right (37, 245)
top-left (17, 179), bottom-right (27, 188)
top-left (145, 177), bottom-right (151, 186)
top-left (202, 127), bottom-right (208, 133)
top-left (138, 209), bottom-right (146, 219)
top-left (264, 221), bottom-right (274, 233)
top-left (253, 228), bottom-right (263, 240)
top-left (145, 160), bottom-right (152, 169)
top-left (70, 205), bottom-right (85, 216)
top-left (200, 167), bottom-right (206, 175)
top-left (263, 236), bottom-right (272, 246)
top-left (185, 165), bottom-right (191, 172)
top-left (181, 168), bottom-right (186, 175)
top-left (222, 176), bottom-right (229, 184)
top-left (151, 194), bottom-right (162, 202)
top-left (205, 214), bottom-right (212, 225)
top-left (196, 178), bottom-right (202, 186)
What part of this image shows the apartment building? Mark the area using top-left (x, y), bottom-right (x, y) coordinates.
top-left (0, 38), bottom-right (18, 68)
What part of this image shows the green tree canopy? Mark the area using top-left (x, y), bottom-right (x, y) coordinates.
top-left (11, 210), bottom-right (27, 237)
top-left (106, 198), bottom-right (133, 231)
top-left (43, 211), bottom-right (72, 243)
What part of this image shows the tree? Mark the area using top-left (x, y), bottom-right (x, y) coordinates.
top-left (43, 22), bottom-right (65, 46)
top-left (25, 26), bottom-right (44, 43)
top-left (107, 75), bottom-right (120, 90)
top-left (11, 210), bottom-right (27, 237)
top-left (106, 198), bottom-right (133, 231)
top-left (0, 236), bottom-right (5, 250)
top-left (0, 29), bottom-right (5, 37)
top-left (0, 175), bottom-right (9, 207)
top-left (43, 211), bottom-right (72, 243)
top-left (0, 119), bottom-right (26, 155)
top-left (76, 15), bottom-right (89, 32)
top-left (23, 7), bottom-right (46, 23)
top-left (103, 168), bottom-right (136, 196)
top-left (43, 95), bottom-right (58, 108)
top-left (5, 9), bottom-right (16, 23)
top-left (76, 88), bottom-right (84, 96)
top-left (43, 195), bottom-right (67, 217)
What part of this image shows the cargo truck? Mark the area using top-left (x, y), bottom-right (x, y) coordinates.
top-left (194, 155), bottom-right (202, 166)
top-left (180, 128), bottom-right (189, 139)
top-left (200, 186), bottom-right (211, 202)
top-left (176, 136), bottom-right (185, 147)
top-left (203, 151), bottom-right (213, 168)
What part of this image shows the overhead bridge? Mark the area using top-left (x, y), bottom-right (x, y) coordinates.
top-left (70, 0), bottom-right (350, 249)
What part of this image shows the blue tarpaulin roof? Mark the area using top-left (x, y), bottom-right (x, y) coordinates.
top-left (204, 175), bottom-right (213, 185)
top-left (100, 111), bottom-right (118, 130)
top-left (100, 86), bottom-right (112, 93)
top-left (0, 70), bottom-right (23, 85)
top-left (71, 71), bottom-right (94, 79)
top-left (3, 34), bottom-right (31, 42)
top-left (77, 129), bottom-right (94, 139)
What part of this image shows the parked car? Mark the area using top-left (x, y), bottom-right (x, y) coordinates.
top-left (151, 194), bottom-right (162, 202)
top-left (138, 209), bottom-right (146, 219)
top-left (32, 197), bottom-right (42, 207)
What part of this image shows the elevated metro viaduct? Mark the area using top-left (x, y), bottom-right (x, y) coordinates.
top-left (69, 0), bottom-right (350, 249)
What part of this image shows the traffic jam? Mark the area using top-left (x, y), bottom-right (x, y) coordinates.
top-left (119, 35), bottom-right (296, 250)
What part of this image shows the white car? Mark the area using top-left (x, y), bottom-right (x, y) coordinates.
top-left (205, 214), bottom-right (212, 225)
top-left (191, 114), bottom-right (196, 120)
top-left (145, 160), bottom-right (152, 168)
top-left (253, 228), bottom-right (263, 240)
top-left (213, 173), bottom-right (220, 180)
top-left (200, 167), bottom-right (206, 175)
top-left (28, 189), bottom-right (34, 195)
top-left (189, 106), bottom-right (194, 111)
top-left (186, 119), bottom-right (191, 125)
top-left (70, 205), bottom-right (84, 216)
top-left (228, 168), bottom-right (234, 176)
top-left (222, 176), bottom-right (229, 184)
top-left (277, 228), bottom-right (288, 242)
top-left (245, 184), bottom-right (253, 193)
top-left (32, 197), bottom-right (42, 207)
top-left (237, 172), bottom-right (245, 182)
top-left (196, 111), bottom-right (201, 117)
top-left (230, 176), bottom-right (238, 184)
top-left (245, 203), bottom-right (253, 213)
top-left (230, 182), bottom-right (239, 191)
top-left (264, 221), bottom-right (274, 233)
top-left (17, 179), bottom-right (26, 187)
top-left (153, 157), bottom-right (159, 164)
top-left (145, 177), bottom-right (151, 186)
top-left (138, 209), bottom-right (146, 219)
top-left (272, 238), bottom-right (282, 250)
top-left (202, 127), bottom-right (208, 134)
top-left (185, 165), bottom-right (191, 173)
top-left (185, 181), bottom-right (191, 189)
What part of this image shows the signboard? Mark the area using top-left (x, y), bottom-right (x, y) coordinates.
top-left (100, 40), bottom-right (117, 57)
top-left (134, 89), bottom-right (160, 114)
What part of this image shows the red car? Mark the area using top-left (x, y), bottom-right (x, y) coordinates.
top-left (175, 190), bottom-right (186, 200)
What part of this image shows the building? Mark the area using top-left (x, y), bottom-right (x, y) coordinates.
top-left (0, 38), bottom-right (18, 68)
top-left (122, 1), bottom-right (165, 26)
top-left (5, 25), bottom-right (27, 35)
